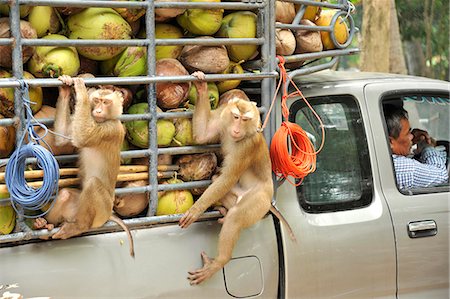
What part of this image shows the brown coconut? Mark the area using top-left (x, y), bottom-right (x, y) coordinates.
top-left (218, 89), bottom-right (250, 106)
top-left (294, 19), bottom-right (323, 54)
top-left (179, 37), bottom-right (230, 74)
top-left (176, 153), bottom-right (217, 181)
top-left (275, 1), bottom-right (296, 24)
top-left (275, 27), bottom-right (296, 56)
top-left (114, 180), bottom-right (149, 217)
top-left (0, 114), bottom-right (15, 158)
top-left (155, 0), bottom-right (187, 22)
top-left (0, 18), bottom-right (37, 68)
top-left (156, 58), bottom-right (190, 109)
top-left (55, 6), bottom-right (84, 16)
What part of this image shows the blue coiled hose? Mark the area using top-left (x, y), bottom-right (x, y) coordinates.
top-left (5, 80), bottom-right (60, 218)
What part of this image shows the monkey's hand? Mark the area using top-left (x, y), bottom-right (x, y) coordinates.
top-left (58, 75), bottom-right (74, 86)
top-left (179, 206), bottom-right (203, 228)
top-left (191, 71), bottom-right (207, 94)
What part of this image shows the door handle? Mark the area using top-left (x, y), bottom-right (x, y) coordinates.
top-left (407, 220), bottom-right (437, 238)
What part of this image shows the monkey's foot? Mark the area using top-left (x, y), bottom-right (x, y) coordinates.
top-left (188, 252), bottom-right (222, 285)
top-left (33, 218), bottom-right (54, 230)
top-left (52, 222), bottom-right (84, 240)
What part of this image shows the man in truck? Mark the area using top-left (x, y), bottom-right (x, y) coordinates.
top-left (384, 105), bottom-right (448, 190)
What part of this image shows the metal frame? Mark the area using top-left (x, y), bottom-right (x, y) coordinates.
top-left (0, 0), bottom-right (358, 244)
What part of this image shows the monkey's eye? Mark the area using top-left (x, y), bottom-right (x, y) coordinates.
top-left (92, 98), bottom-right (100, 105)
top-left (103, 99), bottom-right (112, 106)
top-left (233, 114), bottom-right (240, 120)
top-left (242, 117), bottom-right (249, 122)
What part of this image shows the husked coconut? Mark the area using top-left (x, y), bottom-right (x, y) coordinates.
top-left (294, 19), bottom-right (323, 54)
top-left (179, 37), bottom-right (229, 74)
top-left (156, 58), bottom-right (191, 109)
top-left (275, 1), bottom-right (296, 24)
top-left (176, 153), bottom-right (218, 181)
top-left (275, 27), bottom-right (296, 56)
top-left (0, 18), bottom-right (37, 68)
top-left (155, 0), bottom-right (187, 21)
top-left (114, 180), bottom-right (149, 217)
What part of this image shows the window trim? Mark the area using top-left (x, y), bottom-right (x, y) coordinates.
top-left (290, 95), bottom-right (373, 214)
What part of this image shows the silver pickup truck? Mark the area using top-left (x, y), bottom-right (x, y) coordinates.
top-left (1, 70), bottom-right (449, 298)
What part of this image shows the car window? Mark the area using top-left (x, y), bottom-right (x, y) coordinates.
top-left (290, 95), bottom-right (373, 213)
top-left (383, 94), bottom-right (450, 194)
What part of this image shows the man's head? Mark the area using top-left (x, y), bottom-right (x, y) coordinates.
top-left (384, 105), bottom-right (413, 156)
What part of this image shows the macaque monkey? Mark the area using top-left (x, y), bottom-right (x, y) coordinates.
top-left (179, 71), bottom-right (295, 285)
top-left (34, 75), bottom-right (134, 257)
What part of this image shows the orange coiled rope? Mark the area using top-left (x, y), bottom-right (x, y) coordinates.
top-left (262, 56), bottom-right (325, 186)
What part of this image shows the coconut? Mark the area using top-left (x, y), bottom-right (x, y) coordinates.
top-left (216, 61), bottom-right (244, 94)
top-left (155, 23), bottom-right (184, 61)
top-left (188, 82), bottom-right (219, 109)
top-left (0, 70), bottom-right (43, 117)
top-left (120, 139), bottom-right (132, 165)
top-left (0, 114), bottom-right (15, 158)
top-left (114, 4), bottom-right (146, 23)
top-left (176, 153), bottom-right (217, 181)
top-left (171, 117), bottom-right (193, 146)
top-left (28, 6), bottom-right (60, 37)
top-left (0, 18), bottom-right (37, 68)
top-left (216, 11), bottom-right (258, 62)
top-left (294, 19), bottom-right (323, 54)
top-left (100, 47), bottom-right (147, 77)
top-left (176, 0), bottom-right (223, 35)
top-left (126, 103), bottom-right (177, 148)
top-left (155, 0), bottom-right (187, 21)
top-left (0, 4), bottom-right (30, 17)
top-left (28, 34), bottom-right (80, 78)
top-left (0, 196), bottom-right (15, 235)
top-left (156, 178), bottom-right (194, 216)
top-left (179, 37), bottom-right (229, 74)
top-left (55, 6), bottom-right (83, 16)
top-left (114, 180), bottom-right (149, 217)
top-left (156, 58), bottom-right (190, 109)
top-left (67, 8), bottom-right (132, 61)
top-left (275, 1), bottom-right (296, 24)
top-left (218, 89), bottom-right (250, 106)
top-left (296, 0), bottom-right (322, 21)
top-left (79, 56), bottom-right (99, 75)
top-left (275, 27), bottom-right (296, 56)
top-left (314, 9), bottom-right (349, 50)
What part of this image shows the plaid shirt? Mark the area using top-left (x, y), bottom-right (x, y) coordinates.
top-left (392, 146), bottom-right (448, 190)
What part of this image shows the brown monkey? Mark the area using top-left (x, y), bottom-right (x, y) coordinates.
top-left (34, 75), bottom-right (134, 257)
top-left (179, 72), bottom-right (295, 285)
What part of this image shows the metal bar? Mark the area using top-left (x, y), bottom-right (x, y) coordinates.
top-left (288, 56), bottom-right (340, 78)
top-left (0, 72), bottom-right (278, 88)
top-left (281, 0), bottom-right (348, 10)
top-left (276, 24), bottom-right (332, 32)
top-left (21, 37), bottom-right (264, 47)
top-left (17, 0), bottom-right (265, 9)
top-left (0, 211), bottom-right (222, 245)
top-left (0, 38), bottom-right (13, 46)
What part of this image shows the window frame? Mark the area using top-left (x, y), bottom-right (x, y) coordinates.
top-left (289, 94), bottom-right (373, 213)
top-left (381, 91), bottom-right (450, 195)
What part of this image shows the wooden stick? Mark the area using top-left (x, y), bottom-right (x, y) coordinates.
top-left (0, 171), bottom-right (176, 194)
top-left (0, 164), bottom-right (179, 182)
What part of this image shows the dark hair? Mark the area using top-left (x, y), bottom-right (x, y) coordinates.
top-left (384, 104), bottom-right (408, 139)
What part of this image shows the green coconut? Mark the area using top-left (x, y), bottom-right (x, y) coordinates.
top-left (28, 34), bottom-right (80, 78)
top-left (188, 82), bottom-right (219, 109)
top-left (0, 191), bottom-right (15, 235)
top-left (156, 178), bottom-right (193, 216)
top-left (27, 6), bottom-right (60, 37)
top-left (67, 8), bottom-right (132, 61)
top-left (216, 11), bottom-right (258, 62)
top-left (176, 0), bottom-right (223, 35)
top-left (0, 70), bottom-right (43, 117)
top-left (126, 103), bottom-right (176, 148)
top-left (100, 47), bottom-right (147, 77)
top-left (155, 23), bottom-right (184, 60)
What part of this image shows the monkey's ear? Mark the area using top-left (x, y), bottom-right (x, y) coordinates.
top-left (114, 91), bottom-right (125, 103)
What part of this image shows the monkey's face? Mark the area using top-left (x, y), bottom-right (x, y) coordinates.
top-left (223, 99), bottom-right (260, 142)
top-left (89, 89), bottom-right (124, 123)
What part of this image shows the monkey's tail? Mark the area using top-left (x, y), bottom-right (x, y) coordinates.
top-left (269, 205), bottom-right (297, 243)
top-left (109, 214), bottom-right (135, 258)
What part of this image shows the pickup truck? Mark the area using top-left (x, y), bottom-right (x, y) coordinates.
top-left (1, 70), bottom-right (449, 298)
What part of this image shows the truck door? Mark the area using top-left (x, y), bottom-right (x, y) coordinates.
top-left (275, 92), bottom-right (397, 298)
top-left (364, 81), bottom-right (450, 299)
